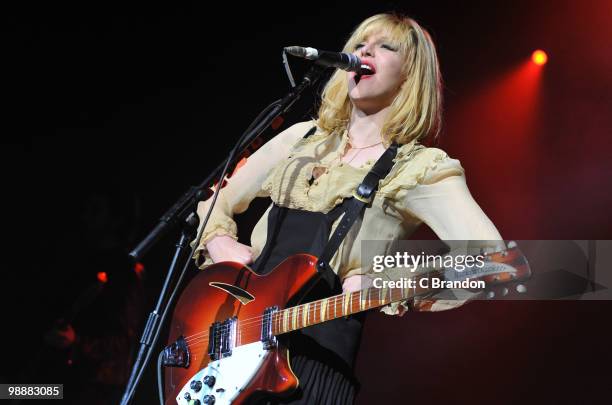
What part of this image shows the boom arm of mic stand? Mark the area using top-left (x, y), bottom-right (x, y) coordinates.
top-left (128, 64), bottom-right (326, 261)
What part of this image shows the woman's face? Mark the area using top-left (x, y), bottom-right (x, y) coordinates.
top-left (347, 31), bottom-right (406, 114)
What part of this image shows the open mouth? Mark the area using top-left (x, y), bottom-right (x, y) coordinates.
top-left (355, 63), bottom-right (376, 84)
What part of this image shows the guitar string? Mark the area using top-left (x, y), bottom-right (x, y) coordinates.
top-left (181, 270), bottom-right (446, 344)
top-left (185, 281), bottom-right (444, 349)
top-left (182, 287), bottom-right (410, 348)
top-left (182, 291), bottom-right (378, 347)
top-left (182, 280), bottom-right (429, 345)
top-left (185, 293), bottom-right (382, 350)
top-left (181, 287), bottom-right (386, 343)
top-left (186, 294), bottom-right (394, 353)
top-left (176, 260), bottom-right (506, 350)
top-left (191, 266), bottom-right (510, 353)
top-left (181, 254), bottom-right (498, 343)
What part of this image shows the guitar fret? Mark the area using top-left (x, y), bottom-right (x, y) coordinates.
top-left (334, 299), bottom-right (338, 319)
top-left (281, 309), bottom-right (286, 333)
top-left (360, 290), bottom-right (365, 311)
top-left (343, 293), bottom-right (350, 316)
top-left (303, 303), bottom-right (309, 327)
top-left (323, 299), bottom-right (329, 322)
top-left (275, 312), bottom-right (279, 335)
top-left (283, 309), bottom-right (289, 332)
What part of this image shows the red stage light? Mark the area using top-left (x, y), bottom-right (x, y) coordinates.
top-left (532, 50), bottom-right (548, 66)
top-left (97, 271), bottom-right (108, 283)
top-left (134, 262), bottom-right (145, 277)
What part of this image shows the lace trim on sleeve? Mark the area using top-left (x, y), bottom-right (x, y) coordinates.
top-left (378, 147), bottom-right (463, 201)
top-left (190, 219), bottom-right (239, 268)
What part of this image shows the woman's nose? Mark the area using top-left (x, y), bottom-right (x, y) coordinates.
top-left (359, 44), bottom-right (373, 57)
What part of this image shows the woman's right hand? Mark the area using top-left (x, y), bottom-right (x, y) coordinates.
top-left (206, 235), bottom-right (254, 265)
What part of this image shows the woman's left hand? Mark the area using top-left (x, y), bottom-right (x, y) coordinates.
top-left (342, 274), bottom-right (373, 293)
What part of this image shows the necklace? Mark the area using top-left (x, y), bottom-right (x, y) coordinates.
top-left (342, 140), bottom-right (383, 166)
top-left (348, 140), bottom-right (383, 149)
top-left (318, 137), bottom-right (383, 177)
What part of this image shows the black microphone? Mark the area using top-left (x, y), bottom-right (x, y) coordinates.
top-left (284, 46), bottom-right (362, 73)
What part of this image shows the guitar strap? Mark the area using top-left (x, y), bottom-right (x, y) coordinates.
top-left (301, 126), bottom-right (401, 289)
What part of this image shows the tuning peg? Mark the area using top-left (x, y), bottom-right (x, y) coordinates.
top-left (516, 284), bottom-right (527, 293)
top-left (501, 287), bottom-right (509, 296)
top-left (508, 240), bottom-right (517, 248)
top-left (485, 291), bottom-right (495, 300)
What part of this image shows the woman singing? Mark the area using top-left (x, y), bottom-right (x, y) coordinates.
top-left (192, 12), bottom-right (502, 404)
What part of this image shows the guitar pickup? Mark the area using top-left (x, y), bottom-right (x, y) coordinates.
top-left (208, 318), bottom-right (237, 360)
top-left (261, 306), bottom-right (278, 350)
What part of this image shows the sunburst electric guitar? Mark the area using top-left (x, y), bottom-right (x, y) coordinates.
top-left (162, 243), bottom-right (531, 404)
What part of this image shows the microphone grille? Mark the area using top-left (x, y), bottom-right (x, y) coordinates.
top-left (284, 46), bottom-right (306, 57)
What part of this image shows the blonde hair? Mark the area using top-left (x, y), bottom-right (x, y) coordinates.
top-left (315, 13), bottom-right (443, 145)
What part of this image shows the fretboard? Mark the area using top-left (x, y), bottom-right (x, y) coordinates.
top-left (270, 271), bottom-right (440, 335)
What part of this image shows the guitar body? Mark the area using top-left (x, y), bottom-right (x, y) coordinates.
top-left (164, 254), bottom-right (320, 405)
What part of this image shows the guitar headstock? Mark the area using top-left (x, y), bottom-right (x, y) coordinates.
top-left (442, 241), bottom-right (532, 300)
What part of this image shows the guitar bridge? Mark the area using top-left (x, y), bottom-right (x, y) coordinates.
top-left (162, 335), bottom-right (190, 368)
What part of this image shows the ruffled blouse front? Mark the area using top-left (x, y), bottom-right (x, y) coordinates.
top-left (260, 127), bottom-right (417, 213)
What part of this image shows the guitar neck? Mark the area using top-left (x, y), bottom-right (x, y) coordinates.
top-left (271, 271), bottom-right (440, 336)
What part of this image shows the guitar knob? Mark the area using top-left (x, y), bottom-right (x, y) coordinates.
top-left (501, 287), bottom-right (509, 296)
top-left (190, 380), bottom-right (202, 392)
top-left (516, 284), bottom-right (527, 293)
top-left (508, 240), bottom-right (517, 248)
top-left (485, 291), bottom-right (495, 299)
top-left (203, 395), bottom-right (216, 404)
top-left (204, 375), bottom-right (216, 387)
top-left (184, 392), bottom-right (191, 401)
top-left (192, 400), bottom-right (201, 405)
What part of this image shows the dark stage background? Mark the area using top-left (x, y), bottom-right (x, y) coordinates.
top-left (3, 0), bottom-right (612, 404)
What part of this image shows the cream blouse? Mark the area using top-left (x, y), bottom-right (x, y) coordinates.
top-left (192, 120), bottom-right (504, 314)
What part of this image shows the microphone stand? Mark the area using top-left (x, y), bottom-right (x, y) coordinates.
top-left (120, 63), bottom-right (326, 405)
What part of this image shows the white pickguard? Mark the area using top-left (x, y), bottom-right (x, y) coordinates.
top-left (176, 341), bottom-right (269, 405)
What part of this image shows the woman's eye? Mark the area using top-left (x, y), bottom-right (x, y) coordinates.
top-left (354, 43), bottom-right (364, 50)
top-left (381, 44), bottom-right (397, 51)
